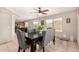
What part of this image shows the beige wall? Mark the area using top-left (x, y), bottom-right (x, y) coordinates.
top-left (77, 14), bottom-right (79, 45)
top-left (0, 12), bottom-right (12, 44)
top-left (0, 8), bottom-right (17, 44)
top-left (53, 11), bottom-right (77, 40)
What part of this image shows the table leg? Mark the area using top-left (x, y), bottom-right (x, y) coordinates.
top-left (53, 36), bottom-right (55, 45)
top-left (30, 40), bottom-right (36, 52)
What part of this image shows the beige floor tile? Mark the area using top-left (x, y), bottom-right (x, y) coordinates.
top-left (0, 37), bottom-right (79, 52)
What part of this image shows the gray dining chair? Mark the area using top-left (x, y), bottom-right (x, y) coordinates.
top-left (27, 28), bottom-right (33, 33)
top-left (37, 28), bottom-right (55, 52)
top-left (15, 29), bottom-right (29, 52)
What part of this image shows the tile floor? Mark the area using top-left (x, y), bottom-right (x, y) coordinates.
top-left (0, 37), bottom-right (79, 52)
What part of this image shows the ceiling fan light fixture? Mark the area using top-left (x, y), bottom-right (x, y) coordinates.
top-left (38, 13), bottom-right (43, 16)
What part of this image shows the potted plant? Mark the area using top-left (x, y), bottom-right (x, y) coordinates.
top-left (35, 24), bottom-right (45, 32)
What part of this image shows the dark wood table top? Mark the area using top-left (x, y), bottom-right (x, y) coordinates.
top-left (25, 32), bottom-right (43, 40)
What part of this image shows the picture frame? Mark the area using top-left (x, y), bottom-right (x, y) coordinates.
top-left (66, 18), bottom-right (70, 23)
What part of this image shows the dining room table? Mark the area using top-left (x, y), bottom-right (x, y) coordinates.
top-left (25, 31), bottom-right (43, 52)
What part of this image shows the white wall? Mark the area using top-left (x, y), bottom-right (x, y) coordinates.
top-left (0, 8), bottom-right (17, 44)
top-left (0, 12), bottom-right (12, 44)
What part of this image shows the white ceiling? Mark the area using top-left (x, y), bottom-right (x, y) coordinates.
top-left (6, 7), bottom-right (76, 21)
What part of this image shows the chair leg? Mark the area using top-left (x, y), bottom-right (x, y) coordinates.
top-left (53, 36), bottom-right (55, 45)
top-left (18, 46), bottom-right (22, 52)
top-left (43, 47), bottom-right (45, 52)
top-left (53, 39), bottom-right (55, 45)
top-left (23, 49), bottom-right (25, 52)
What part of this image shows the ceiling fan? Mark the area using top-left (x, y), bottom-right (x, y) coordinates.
top-left (34, 7), bottom-right (49, 15)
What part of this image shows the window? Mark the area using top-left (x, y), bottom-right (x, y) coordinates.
top-left (33, 21), bottom-right (39, 28)
top-left (33, 21), bottom-right (39, 25)
top-left (45, 18), bottom-right (62, 32)
top-left (25, 22), bottom-right (28, 27)
top-left (46, 19), bottom-right (53, 28)
top-left (53, 18), bottom-right (62, 32)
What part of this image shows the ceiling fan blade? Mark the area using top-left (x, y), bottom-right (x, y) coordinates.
top-left (33, 7), bottom-right (48, 15)
top-left (42, 9), bottom-right (48, 12)
top-left (41, 12), bottom-right (47, 15)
